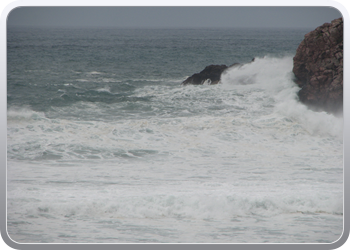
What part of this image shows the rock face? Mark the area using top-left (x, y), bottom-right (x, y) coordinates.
top-left (293, 18), bottom-right (343, 114)
top-left (182, 64), bottom-right (228, 85)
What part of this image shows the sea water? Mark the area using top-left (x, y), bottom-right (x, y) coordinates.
top-left (7, 27), bottom-right (343, 243)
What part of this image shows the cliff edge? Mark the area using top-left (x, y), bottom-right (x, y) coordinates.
top-left (293, 17), bottom-right (343, 114)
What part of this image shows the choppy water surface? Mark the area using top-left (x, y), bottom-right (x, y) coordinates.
top-left (7, 27), bottom-right (343, 243)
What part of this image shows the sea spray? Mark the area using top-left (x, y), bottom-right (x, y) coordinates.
top-left (221, 56), bottom-right (343, 138)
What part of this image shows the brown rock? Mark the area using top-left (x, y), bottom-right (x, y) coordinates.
top-left (293, 17), bottom-right (343, 114)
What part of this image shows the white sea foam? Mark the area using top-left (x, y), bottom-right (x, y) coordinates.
top-left (87, 71), bottom-right (103, 75)
top-left (7, 170), bottom-right (343, 226)
top-left (75, 79), bottom-right (90, 82)
top-left (7, 107), bottom-right (47, 122)
top-left (15, 194), bottom-right (341, 220)
top-left (101, 78), bottom-right (122, 83)
top-left (221, 56), bottom-right (343, 139)
top-left (96, 86), bottom-right (112, 93)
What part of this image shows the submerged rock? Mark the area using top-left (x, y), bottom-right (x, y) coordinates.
top-left (293, 17), bottom-right (343, 114)
top-left (181, 64), bottom-right (228, 85)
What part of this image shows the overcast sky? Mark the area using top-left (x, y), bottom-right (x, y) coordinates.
top-left (7, 6), bottom-right (342, 29)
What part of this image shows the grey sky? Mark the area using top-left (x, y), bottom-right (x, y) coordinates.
top-left (7, 6), bottom-right (342, 29)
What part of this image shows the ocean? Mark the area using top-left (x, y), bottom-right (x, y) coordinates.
top-left (7, 26), bottom-right (343, 243)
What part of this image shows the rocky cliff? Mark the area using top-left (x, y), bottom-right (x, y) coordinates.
top-left (293, 17), bottom-right (343, 114)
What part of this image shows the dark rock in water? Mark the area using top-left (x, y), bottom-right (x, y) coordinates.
top-left (181, 64), bottom-right (228, 85)
top-left (293, 17), bottom-right (343, 114)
